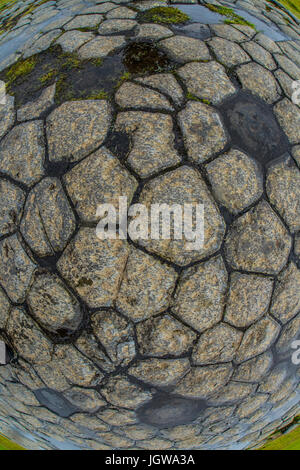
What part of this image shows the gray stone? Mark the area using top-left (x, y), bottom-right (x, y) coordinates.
top-left (98, 19), bottom-right (137, 34)
top-left (158, 36), bottom-right (210, 63)
top-left (0, 121), bottom-right (45, 186)
top-left (128, 358), bottom-right (190, 387)
top-left (254, 33), bottom-right (281, 53)
top-left (115, 82), bottom-right (174, 111)
top-left (137, 166), bottom-right (226, 265)
top-left (0, 234), bottom-right (36, 303)
top-left (64, 14), bottom-right (103, 30)
top-left (274, 98), bottom-right (300, 145)
top-left (209, 37), bottom-right (250, 67)
top-left (135, 23), bottom-right (173, 40)
top-left (292, 145), bottom-right (300, 167)
top-left (46, 100), bottom-right (112, 163)
top-left (0, 95), bottom-right (15, 140)
top-left (235, 316), bottom-right (281, 363)
top-left (17, 85), bottom-right (56, 121)
top-left (101, 376), bottom-right (152, 409)
top-left (192, 323), bottom-right (243, 365)
top-left (178, 61), bottom-right (236, 105)
top-left (224, 273), bottom-right (274, 328)
top-left (106, 6), bottom-right (137, 19)
top-left (276, 313), bottom-right (300, 357)
top-left (236, 394), bottom-right (269, 419)
top-left (236, 62), bottom-right (281, 104)
top-left (27, 272), bottom-right (83, 334)
top-left (64, 146), bottom-right (138, 223)
top-left (208, 381), bottom-right (255, 405)
top-left (206, 149), bottom-right (263, 213)
top-left (270, 262), bottom-right (300, 324)
top-left (57, 227), bottom-right (129, 308)
top-left (56, 30), bottom-right (95, 52)
top-left (178, 102), bottom-right (228, 164)
top-left (242, 41), bottom-right (276, 70)
top-left (116, 246), bottom-right (177, 322)
top-left (23, 30), bottom-right (62, 58)
top-left (20, 177), bottom-right (76, 257)
top-left (233, 351), bottom-right (273, 383)
top-left (266, 156), bottom-right (300, 233)
top-left (225, 200), bottom-right (291, 275)
top-left (0, 179), bottom-right (25, 237)
top-left (210, 24), bottom-right (247, 41)
top-left (115, 111), bottom-right (181, 178)
top-left (172, 256), bottom-right (227, 332)
top-left (78, 35), bottom-right (126, 58)
top-left (75, 330), bottom-right (115, 373)
top-left (135, 73), bottom-right (184, 106)
top-left (274, 53), bottom-right (300, 80)
top-left (136, 314), bottom-right (196, 357)
top-left (275, 69), bottom-right (295, 100)
top-left (0, 286), bottom-right (11, 330)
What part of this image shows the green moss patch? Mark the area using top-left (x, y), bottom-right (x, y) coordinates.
top-left (139, 6), bottom-right (190, 24)
top-left (6, 56), bottom-right (38, 85)
top-left (206, 3), bottom-right (256, 29)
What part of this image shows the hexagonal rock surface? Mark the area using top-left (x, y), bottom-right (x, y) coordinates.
top-left (20, 177), bottom-right (76, 257)
top-left (233, 351), bottom-right (273, 383)
top-left (17, 84), bottom-right (56, 122)
top-left (172, 256), bottom-right (228, 332)
top-left (224, 273), bottom-right (274, 328)
top-left (270, 262), bottom-right (300, 324)
top-left (90, 309), bottom-right (136, 367)
top-left (0, 121), bottom-right (45, 186)
top-left (236, 63), bottom-right (281, 104)
top-left (136, 314), bottom-right (196, 357)
top-left (178, 102), bottom-right (228, 164)
top-left (206, 149), bottom-right (263, 213)
top-left (192, 323), bottom-right (243, 365)
top-left (177, 61), bottom-right (236, 105)
top-left (0, 234), bottom-right (36, 303)
top-left (135, 73), bottom-right (184, 106)
top-left (78, 35), bottom-right (126, 59)
top-left (6, 307), bottom-right (53, 365)
top-left (55, 30), bottom-right (95, 53)
top-left (158, 36), bottom-right (210, 63)
top-left (114, 111), bottom-right (181, 178)
top-left (116, 246), bottom-right (178, 322)
top-left (46, 100), bottom-right (112, 163)
top-left (26, 272), bottom-right (83, 335)
top-left (274, 99), bottom-right (300, 144)
top-left (266, 155), bottom-right (300, 233)
top-left (128, 358), bottom-right (190, 387)
top-left (208, 37), bottom-right (250, 67)
top-left (64, 146), bottom-right (138, 223)
top-left (0, 179), bottom-right (25, 237)
top-left (0, 286), bottom-right (11, 330)
top-left (225, 200), bottom-right (291, 275)
top-left (0, 95), bottom-right (15, 140)
top-left (137, 166), bottom-right (226, 265)
top-left (57, 227), bottom-right (129, 308)
top-left (115, 82), bottom-right (174, 111)
top-left (101, 376), bottom-right (152, 409)
top-left (235, 316), bottom-right (281, 363)
top-left (173, 364), bottom-right (233, 399)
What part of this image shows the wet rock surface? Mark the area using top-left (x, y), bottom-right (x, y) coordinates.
top-left (0, 0), bottom-right (299, 452)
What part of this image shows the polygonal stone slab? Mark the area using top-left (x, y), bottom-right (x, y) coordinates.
top-left (27, 272), bottom-right (83, 334)
top-left (0, 179), bottom-right (25, 237)
top-left (64, 14), bottom-right (103, 30)
top-left (266, 155), bottom-right (300, 233)
top-left (137, 166), bottom-right (226, 265)
top-left (172, 256), bottom-right (228, 332)
top-left (254, 33), bottom-right (280, 53)
top-left (233, 351), bottom-right (273, 383)
top-left (236, 63), bottom-right (281, 104)
top-left (208, 381), bottom-right (256, 405)
top-left (116, 246), bottom-right (178, 322)
top-left (75, 330), bottom-right (115, 373)
top-left (98, 19), bottom-right (137, 34)
top-left (136, 314), bottom-right (196, 357)
top-left (101, 375), bottom-right (152, 409)
top-left (54, 344), bottom-right (103, 387)
top-left (90, 309), bottom-right (136, 367)
top-left (205, 149), bottom-right (263, 213)
top-left (17, 84), bottom-right (56, 122)
top-left (208, 37), bottom-right (250, 67)
top-left (235, 316), bottom-right (281, 363)
top-left (64, 146), bottom-right (138, 223)
top-left (115, 82), bottom-right (174, 111)
top-left (192, 323), bottom-right (243, 365)
top-left (274, 98), bottom-right (300, 145)
top-left (0, 95), bottom-right (15, 140)
top-left (177, 61), bottom-right (236, 105)
top-left (20, 177), bottom-right (76, 257)
top-left (6, 307), bottom-right (53, 365)
top-left (224, 273), bottom-right (274, 328)
top-left (178, 101), bottom-right (228, 164)
top-left (274, 53), bottom-right (300, 81)
top-left (210, 24), bottom-right (247, 41)
top-left (78, 35), bottom-right (126, 59)
top-left (128, 358), bottom-right (190, 387)
top-left (158, 36), bottom-right (210, 63)
top-left (225, 200), bottom-right (291, 275)
top-left (115, 111), bottom-right (181, 178)
top-left (276, 313), bottom-right (300, 358)
top-left (258, 363), bottom-right (288, 394)
top-left (57, 227), bottom-right (129, 308)
top-left (135, 73), bottom-right (184, 106)
top-left (46, 100), bottom-right (112, 163)
top-left (135, 23), bottom-right (173, 40)
top-left (55, 30), bottom-right (95, 53)
top-left (0, 286), bottom-right (11, 330)
top-left (0, 121), bottom-right (45, 186)
top-left (173, 364), bottom-right (233, 399)
top-left (242, 41), bottom-right (276, 70)
top-left (63, 387), bottom-right (106, 413)
top-left (270, 262), bottom-right (300, 324)
top-left (106, 6), bottom-right (137, 19)
top-left (0, 234), bottom-right (36, 303)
